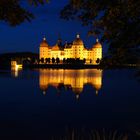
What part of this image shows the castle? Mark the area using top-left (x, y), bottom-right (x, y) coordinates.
top-left (39, 34), bottom-right (102, 64)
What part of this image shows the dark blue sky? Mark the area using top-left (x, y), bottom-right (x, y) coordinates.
top-left (0, 0), bottom-right (106, 54)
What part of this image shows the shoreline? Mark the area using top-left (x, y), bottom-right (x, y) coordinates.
top-left (24, 64), bottom-right (101, 69)
top-left (23, 64), bottom-right (140, 70)
top-left (0, 63), bottom-right (139, 70)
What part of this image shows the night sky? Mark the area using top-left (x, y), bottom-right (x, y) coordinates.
top-left (0, 0), bottom-right (106, 54)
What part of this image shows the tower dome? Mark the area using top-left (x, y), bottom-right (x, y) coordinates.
top-left (40, 37), bottom-right (49, 47)
top-left (73, 34), bottom-right (84, 45)
top-left (92, 38), bottom-right (102, 49)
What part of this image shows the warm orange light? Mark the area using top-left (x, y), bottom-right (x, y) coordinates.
top-left (11, 61), bottom-right (23, 77)
top-left (39, 69), bottom-right (103, 97)
top-left (39, 35), bottom-right (102, 64)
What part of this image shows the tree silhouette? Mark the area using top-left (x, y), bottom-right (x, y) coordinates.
top-left (40, 58), bottom-right (44, 63)
top-left (0, 0), bottom-right (49, 26)
top-left (96, 58), bottom-right (100, 64)
top-left (45, 58), bottom-right (48, 64)
top-left (56, 57), bottom-right (60, 64)
top-left (48, 58), bottom-right (50, 64)
top-left (83, 58), bottom-right (86, 64)
top-left (52, 57), bottom-right (55, 64)
top-left (63, 58), bottom-right (66, 64)
top-left (61, 0), bottom-right (140, 60)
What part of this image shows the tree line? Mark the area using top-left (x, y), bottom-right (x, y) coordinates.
top-left (31, 57), bottom-right (101, 65)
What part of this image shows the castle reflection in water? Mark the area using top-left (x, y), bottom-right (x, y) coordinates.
top-left (39, 69), bottom-right (103, 98)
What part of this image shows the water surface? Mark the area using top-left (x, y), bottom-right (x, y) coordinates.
top-left (0, 69), bottom-right (140, 139)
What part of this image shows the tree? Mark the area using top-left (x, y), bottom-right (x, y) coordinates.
top-left (48, 58), bottom-right (50, 63)
top-left (31, 57), bottom-right (36, 64)
top-left (83, 58), bottom-right (86, 64)
top-left (45, 58), bottom-right (50, 64)
top-left (96, 58), bottom-right (100, 64)
top-left (56, 57), bottom-right (60, 64)
top-left (40, 58), bottom-right (44, 63)
top-left (66, 58), bottom-right (70, 64)
top-left (0, 0), bottom-right (49, 26)
top-left (45, 58), bottom-right (48, 64)
top-left (61, 0), bottom-right (140, 59)
top-left (75, 58), bottom-right (80, 63)
top-left (63, 58), bottom-right (66, 64)
top-left (52, 57), bottom-right (55, 64)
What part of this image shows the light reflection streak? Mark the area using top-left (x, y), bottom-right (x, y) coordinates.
top-left (11, 61), bottom-right (22, 77)
top-left (39, 69), bottom-right (103, 97)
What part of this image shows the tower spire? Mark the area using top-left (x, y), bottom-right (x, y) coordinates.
top-left (43, 37), bottom-right (46, 41)
top-left (76, 33), bottom-right (80, 39)
top-left (96, 38), bottom-right (99, 43)
top-left (57, 33), bottom-right (62, 47)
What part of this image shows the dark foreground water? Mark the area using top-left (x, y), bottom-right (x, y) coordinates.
top-left (0, 68), bottom-right (140, 140)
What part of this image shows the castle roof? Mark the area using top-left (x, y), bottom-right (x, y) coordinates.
top-left (64, 43), bottom-right (72, 49)
top-left (92, 39), bottom-right (102, 49)
top-left (52, 44), bottom-right (60, 51)
top-left (40, 37), bottom-right (49, 48)
top-left (73, 34), bottom-right (84, 45)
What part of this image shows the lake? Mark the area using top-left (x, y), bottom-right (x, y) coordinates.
top-left (0, 68), bottom-right (140, 140)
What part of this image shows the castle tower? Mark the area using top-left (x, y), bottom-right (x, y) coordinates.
top-left (92, 38), bottom-right (102, 64)
top-left (72, 34), bottom-right (84, 59)
top-left (39, 37), bottom-right (49, 60)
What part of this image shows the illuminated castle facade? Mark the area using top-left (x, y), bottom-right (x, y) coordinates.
top-left (39, 34), bottom-right (102, 64)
